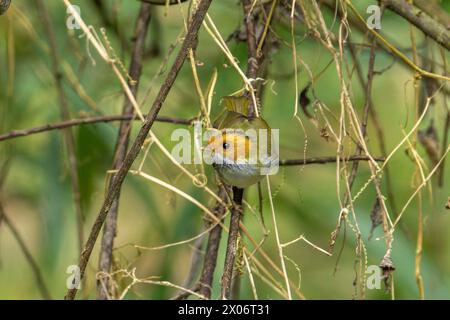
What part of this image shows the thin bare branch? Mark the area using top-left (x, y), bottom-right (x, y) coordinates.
top-left (0, 115), bottom-right (193, 142)
top-left (279, 155), bottom-right (384, 166)
top-left (198, 185), bottom-right (228, 299)
top-left (221, 186), bottom-right (243, 299)
top-left (383, 0), bottom-right (450, 51)
top-left (97, 2), bottom-right (153, 300)
top-left (64, 0), bottom-right (214, 300)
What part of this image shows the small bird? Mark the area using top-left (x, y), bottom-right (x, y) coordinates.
top-left (205, 95), bottom-right (277, 188)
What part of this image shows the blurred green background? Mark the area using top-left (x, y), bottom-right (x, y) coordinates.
top-left (0, 0), bottom-right (449, 299)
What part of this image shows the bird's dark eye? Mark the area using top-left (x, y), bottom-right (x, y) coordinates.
top-left (223, 142), bottom-right (229, 150)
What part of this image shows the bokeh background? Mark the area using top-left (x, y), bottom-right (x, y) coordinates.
top-left (0, 0), bottom-right (449, 299)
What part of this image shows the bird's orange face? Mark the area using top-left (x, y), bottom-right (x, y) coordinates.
top-left (207, 131), bottom-right (252, 163)
top-left (204, 128), bottom-right (278, 188)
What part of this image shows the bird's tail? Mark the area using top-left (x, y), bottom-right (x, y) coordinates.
top-left (222, 95), bottom-right (251, 117)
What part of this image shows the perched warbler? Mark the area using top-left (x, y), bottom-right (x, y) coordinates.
top-left (205, 95), bottom-right (278, 188)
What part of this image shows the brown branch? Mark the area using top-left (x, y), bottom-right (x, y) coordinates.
top-left (242, 0), bottom-right (259, 81)
top-left (0, 115), bottom-right (193, 142)
top-left (438, 51), bottom-right (449, 187)
top-left (218, 0), bottom-right (274, 300)
top-left (414, 0), bottom-right (450, 29)
top-left (0, 203), bottom-right (52, 299)
top-left (97, 2), bottom-right (152, 300)
top-left (219, 1), bottom-right (276, 300)
top-left (36, 0), bottom-right (84, 263)
top-left (382, 0), bottom-right (450, 51)
top-left (279, 155), bottom-right (384, 166)
top-left (241, 0), bottom-right (261, 117)
top-left (220, 186), bottom-right (243, 299)
top-left (172, 185), bottom-right (229, 301)
top-left (242, 0), bottom-right (277, 113)
top-left (198, 185), bottom-right (228, 299)
top-left (64, 0), bottom-right (214, 300)
top-left (223, 0), bottom-right (259, 299)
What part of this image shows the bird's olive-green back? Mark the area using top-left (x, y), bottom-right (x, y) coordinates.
top-left (213, 96), bottom-right (270, 131)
